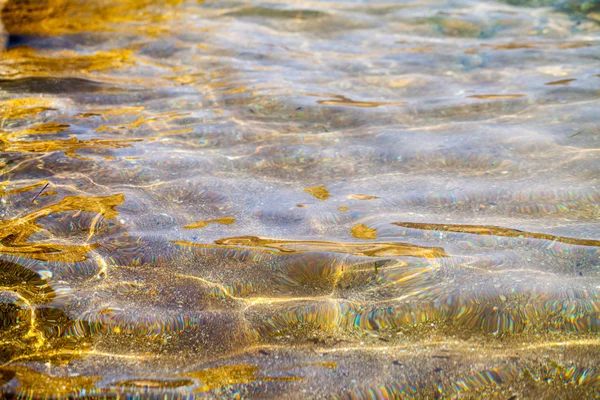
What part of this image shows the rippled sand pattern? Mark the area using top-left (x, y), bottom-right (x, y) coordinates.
top-left (0, 0), bottom-right (599, 398)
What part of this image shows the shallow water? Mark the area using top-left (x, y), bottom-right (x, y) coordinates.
top-left (0, 0), bottom-right (599, 398)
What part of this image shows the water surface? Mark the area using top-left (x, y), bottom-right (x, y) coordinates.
top-left (1, 0), bottom-right (600, 398)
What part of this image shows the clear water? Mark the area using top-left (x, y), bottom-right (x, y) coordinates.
top-left (0, 0), bottom-right (599, 398)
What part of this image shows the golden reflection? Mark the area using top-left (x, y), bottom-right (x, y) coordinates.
top-left (1, 120), bottom-right (141, 159)
top-left (0, 260), bottom-right (54, 305)
top-left (0, 47), bottom-right (136, 78)
top-left (467, 94), bottom-right (526, 99)
top-left (1, 280), bottom-right (45, 349)
top-left (38, 190), bottom-right (58, 198)
top-left (1, 0), bottom-right (599, 397)
top-left (350, 224), bottom-right (377, 240)
top-left (521, 339), bottom-right (600, 350)
top-left (77, 106), bottom-right (145, 119)
top-left (184, 217), bottom-right (236, 229)
top-left (393, 46), bottom-right (433, 53)
top-left (316, 94), bottom-right (406, 107)
top-left (393, 222), bottom-right (600, 247)
top-left (179, 364), bottom-right (300, 392)
top-left (0, 180), bottom-right (48, 197)
top-left (347, 194), bottom-right (379, 200)
top-left (1, 98), bottom-right (136, 160)
top-left (489, 42), bottom-right (538, 50)
top-left (112, 379), bottom-right (194, 389)
top-left (0, 194), bottom-right (124, 261)
top-left (303, 185), bottom-right (330, 200)
top-left (0, 98), bottom-right (56, 119)
top-left (1, 0), bottom-right (188, 36)
top-left (434, 17), bottom-right (482, 37)
top-left (0, 366), bottom-right (99, 397)
top-left (7, 122), bottom-right (69, 136)
top-left (0, 362), bottom-right (304, 397)
top-left (545, 78), bottom-right (577, 86)
top-left (178, 235), bottom-right (449, 258)
top-left (279, 361), bottom-right (337, 371)
top-left (95, 112), bottom-right (190, 132)
top-left (0, 258), bottom-right (103, 365)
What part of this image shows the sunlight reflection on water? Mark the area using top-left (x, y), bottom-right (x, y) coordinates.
top-left (0, 0), bottom-right (599, 397)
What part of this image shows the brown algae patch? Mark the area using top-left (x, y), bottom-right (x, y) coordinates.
top-left (304, 185), bottom-right (330, 200)
top-left (351, 224), bottom-right (377, 240)
top-left (184, 217), bottom-right (236, 229)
